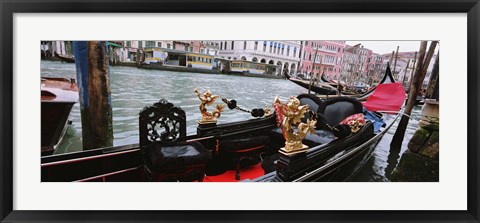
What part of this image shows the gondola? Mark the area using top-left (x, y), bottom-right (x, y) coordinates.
top-left (284, 72), bottom-right (340, 95)
top-left (321, 72), bottom-right (332, 83)
top-left (54, 51), bottom-right (75, 63)
top-left (41, 68), bottom-right (405, 182)
top-left (41, 77), bottom-right (78, 156)
top-left (287, 66), bottom-right (395, 97)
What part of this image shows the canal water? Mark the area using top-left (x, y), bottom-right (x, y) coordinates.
top-left (41, 60), bottom-right (421, 182)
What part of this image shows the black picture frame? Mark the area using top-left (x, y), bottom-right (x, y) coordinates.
top-left (1, 0), bottom-right (479, 222)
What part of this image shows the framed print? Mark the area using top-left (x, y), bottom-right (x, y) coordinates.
top-left (1, 0), bottom-right (479, 222)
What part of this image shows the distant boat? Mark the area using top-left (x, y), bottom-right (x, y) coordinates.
top-left (284, 72), bottom-right (340, 95)
top-left (41, 77), bottom-right (78, 156)
top-left (286, 65), bottom-right (396, 99)
top-left (54, 52), bottom-right (75, 63)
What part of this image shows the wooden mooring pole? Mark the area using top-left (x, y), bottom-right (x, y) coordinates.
top-left (406, 52), bottom-right (418, 91)
top-left (425, 52), bottom-right (439, 100)
top-left (390, 41), bottom-right (438, 151)
top-left (308, 46), bottom-right (319, 94)
top-left (73, 41), bottom-right (113, 150)
top-left (392, 46), bottom-right (399, 78)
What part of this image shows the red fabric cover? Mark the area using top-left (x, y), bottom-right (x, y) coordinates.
top-left (273, 102), bottom-right (287, 139)
top-left (203, 164), bottom-right (265, 182)
top-left (273, 102), bottom-right (285, 127)
top-left (362, 83), bottom-right (406, 113)
top-left (340, 113), bottom-right (366, 126)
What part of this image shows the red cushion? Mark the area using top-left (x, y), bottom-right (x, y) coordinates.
top-left (340, 113), bottom-right (366, 133)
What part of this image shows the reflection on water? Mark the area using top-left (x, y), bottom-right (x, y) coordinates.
top-left (41, 60), bottom-right (421, 182)
top-left (351, 107), bottom-right (422, 182)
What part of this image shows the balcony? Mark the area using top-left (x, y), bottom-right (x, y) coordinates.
top-left (173, 40), bottom-right (192, 44)
top-left (250, 50), bottom-right (300, 62)
top-left (219, 49), bottom-right (300, 62)
top-left (318, 48), bottom-right (338, 54)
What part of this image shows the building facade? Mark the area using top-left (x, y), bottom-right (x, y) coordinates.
top-left (340, 44), bottom-right (376, 86)
top-left (298, 41), bottom-right (346, 80)
top-left (380, 51), bottom-right (437, 89)
top-left (120, 40), bottom-right (221, 62)
top-left (369, 53), bottom-right (388, 84)
top-left (199, 41), bottom-right (220, 56)
top-left (215, 40), bottom-right (301, 76)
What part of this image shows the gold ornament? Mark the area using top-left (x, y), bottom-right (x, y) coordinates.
top-left (194, 88), bottom-right (225, 124)
top-left (263, 106), bottom-right (273, 117)
top-left (273, 96), bottom-right (317, 154)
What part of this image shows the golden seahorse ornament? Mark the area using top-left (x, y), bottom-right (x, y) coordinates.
top-left (273, 96), bottom-right (317, 153)
top-left (194, 88), bottom-right (225, 124)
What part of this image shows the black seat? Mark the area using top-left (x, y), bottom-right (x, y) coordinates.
top-left (319, 97), bottom-right (363, 126)
top-left (196, 116), bottom-right (275, 180)
top-left (270, 127), bottom-right (335, 148)
top-left (297, 94), bottom-right (324, 121)
top-left (220, 135), bottom-right (270, 180)
top-left (146, 141), bottom-right (211, 172)
top-left (297, 95), bottom-right (363, 126)
top-left (139, 99), bottom-right (211, 182)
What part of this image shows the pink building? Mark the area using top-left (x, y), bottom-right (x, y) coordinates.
top-left (298, 41), bottom-right (345, 80)
top-left (171, 41), bottom-right (202, 52)
top-left (340, 44), bottom-right (375, 84)
top-left (367, 53), bottom-right (387, 84)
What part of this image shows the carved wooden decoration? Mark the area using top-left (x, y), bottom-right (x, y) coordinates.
top-left (139, 99), bottom-right (186, 148)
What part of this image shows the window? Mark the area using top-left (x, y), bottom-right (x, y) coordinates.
top-left (244, 41), bottom-right (247, 50)
top-left (231, 41), bottom-right (234, 50)
top-left (126, 41), bottom-right (131, 47)
top-left (167, 43), bottom-right (171, 49)
top-left (254, 41), bottom-right (258, 50)
top-left (146, 41), bottom-right (155, 47)
top-left (145, 51), bottom-right (153, 58)
top-left (138, 41), bottom-right (143, 48)
top-left (224, 41), bottom-right (227, 50)
top-left (157, 42), bottom-right (162, 48)
top-left (220, 42), bottom-right (223, 49)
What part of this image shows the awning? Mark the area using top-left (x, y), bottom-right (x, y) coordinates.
top-left (107, 42), bottom-right (123, 48)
